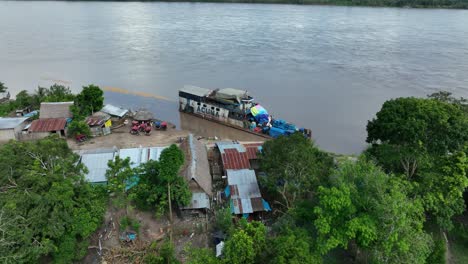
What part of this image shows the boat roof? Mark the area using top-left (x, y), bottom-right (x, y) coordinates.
top-left (180, 86), bottom-right (212, 97)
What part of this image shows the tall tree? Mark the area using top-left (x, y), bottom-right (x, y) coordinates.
top-left (267, 228), bottom-right (318, 264)
top-left (130, 145), bottom-right (190, 216)
top-left (0, 136), bottom-right (107, 263)
top-left (366, 97), bottom-right (468, 178)
top-left (106, 156), bottom-right (134, 210)
top-left (313, 160), bottom-right (433, 263)
top-left (222, 230), bottom-right (255, 264)
top-left (420, 150), bottom-right (468, 230)
top-left (259, 133), bottom-right (333, 210)
top-left (15, 90), bottom-right (33, 109)
top-left (72, 84), bottom-right (104, 119)
top-left (42, 84), bottom-right (75, 102)
top-left (0, 81), bottom-right (7, 93)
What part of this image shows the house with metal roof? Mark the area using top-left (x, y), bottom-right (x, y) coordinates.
top-left (225, 169), bottom-right (271, 216)
top-left (0, 117), bottom-right (29, 141)
top-left (216, 142), bottom-right (263, 172)
top-left (79, 149), bottom-right (118, 184)
top-left (101, 104), bottom-right (129, 119)
top-left (28, 118), bottom-right (68, 138)
top-left (118, 146), bottom-right (168, 168)
top-left (39, 102), bottom-right (73, 119)
top-left (86, 112), bottom-right (112, 136)
top-left (181, 134), bottom-right (212, 211)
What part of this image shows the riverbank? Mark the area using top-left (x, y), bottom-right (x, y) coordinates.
top-left (54, 0), bottom-right (468, 9)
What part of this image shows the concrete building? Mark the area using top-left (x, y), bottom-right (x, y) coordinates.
top-left (0, 117), bottom-right (29, 141)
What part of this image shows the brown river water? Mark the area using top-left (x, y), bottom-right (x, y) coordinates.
top-left (2, 2), bottom-right (468, 153)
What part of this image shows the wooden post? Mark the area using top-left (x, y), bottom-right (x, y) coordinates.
top-left (168, 182), bottom-right (173, 243)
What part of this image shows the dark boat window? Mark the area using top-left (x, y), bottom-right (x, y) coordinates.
top-left (197, 102), bottom-right (200, 105)
top-left (203, 104), bottom-right (207, 107)
top-left (216, 108), bottom-right (220, 111)
top-left (211, 106), bottom-right (214, 110)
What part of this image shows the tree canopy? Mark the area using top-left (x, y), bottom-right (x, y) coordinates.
top-left (0, 136), bottom-right (107, 263)
top-left (367, 97), bottom-right (468, 158)
top-left (259, 133), bottom-right (333, 210)
top-left (0, 81), bottom-right (7, 93)
top-left (313, 159), bottom-right (433, 263)
top-left (130, 144), bottom-right (191, 216)
top-left (71, 84), bottom-right (104, 119)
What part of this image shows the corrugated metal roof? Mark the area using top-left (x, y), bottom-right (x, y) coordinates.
top-left (81, 151), bottom-right (116, 183)
top-left (180, 85), bottom-right (212, 97)
top-left (217, 142), bottom-right (262, 170)
top-left (226, 169), bottom-right (265, 214)
top-left (39, 102), bottom-right (73, 119)
top-left (182, 192), bottom-right (211, 210)
top-left (29, 118), bottom-right (67, 132)
top-left (0, 117), bottom-right (28, 130)
top-left (86, 112), bottom-right (110, 126)
top-left (187, 134), bottom-right (212, 196)
top-left (101, 104), bottom-right (129, 118)
top-left (119, 147), bottom-right (167, 168)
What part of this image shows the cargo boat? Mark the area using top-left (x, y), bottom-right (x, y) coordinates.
top-left (178, 86), bottom-right (312, 139)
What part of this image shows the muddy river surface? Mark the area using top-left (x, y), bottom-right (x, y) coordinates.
top-left (2, 2), bottom-right (468, 153)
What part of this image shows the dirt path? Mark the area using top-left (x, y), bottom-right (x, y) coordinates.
top-left (68, 125), bottom-right (189, 151)
top-left (443, 231), bottom-right (452, 264)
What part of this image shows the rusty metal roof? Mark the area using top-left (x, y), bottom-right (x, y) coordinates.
top-left (29, 118), bottom-right (67, 132)
top-left (217, 142), bottom-right (262, 170)
top-left (86, 112), bottom-right (110, 127)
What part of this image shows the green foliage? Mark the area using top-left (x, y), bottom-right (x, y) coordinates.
top-left (67, 119), bottom-right (91, 137)
top-left (106, 156), bottom-right (134, 209)
top-left (131, 145), bottom-right (190, 216)
top-left (0, 81), bottom-right (7, 93)
top-left (366, 96), bottom-right (468, 231)
top-left (420, 150), bottom-right (468, 230)
top-left (15, 90), bottom-right (33, 109)
top-left (72, 84), bottom-right (104, 119)
top-left (214, 207), bottom-right (233, 234)
top-left (0, 101), bottom-right (17, 117)
top-left (185, 246), bottom-right (219, 264)
top-left (41, 84), bottom-right (75, 103)
top-left (427, 236), bottom-right (446, 264)
top-left (313, 160), bottom-right (433, 263)
top-left (267, 228), bottom-right (319, 264)
top-left (0, 137), bottom-right (107, 263)
top-left (120, 216), bottom-right (141, 233)
top-left (240, 220), bottom-right (267, 258)
top-left (259, 133), bottom-right (333, 209)
top-left (366, 97), bottom-right (468, 177)
top-left (428, 90), bottom-right (468, 113)
top-left (222, 229), bottom-right (255, 264)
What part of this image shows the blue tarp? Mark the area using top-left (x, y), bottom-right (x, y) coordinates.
top-left (23, 110), bottom-right (39, 118)
top-left (230, 199), bottom-right (235, 214)
top-left (243, 213), bottom-right (249, 219)
top-left (262, 199), bottom-right (272, 212)
top-left (224, 186), bottom-right (231, 197)
top-left (269, 127), bottom-right (286, 138)
top-left (272, 119), bottom-right (297, 131)
top-left (125, 175), bottom-right (140, 191)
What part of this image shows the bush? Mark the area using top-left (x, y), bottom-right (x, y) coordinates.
top-left (67, 120), bottom-right (91, 137)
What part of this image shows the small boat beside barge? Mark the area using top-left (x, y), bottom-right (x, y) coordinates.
top-left (178, 86), bottom-right (312, 139)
